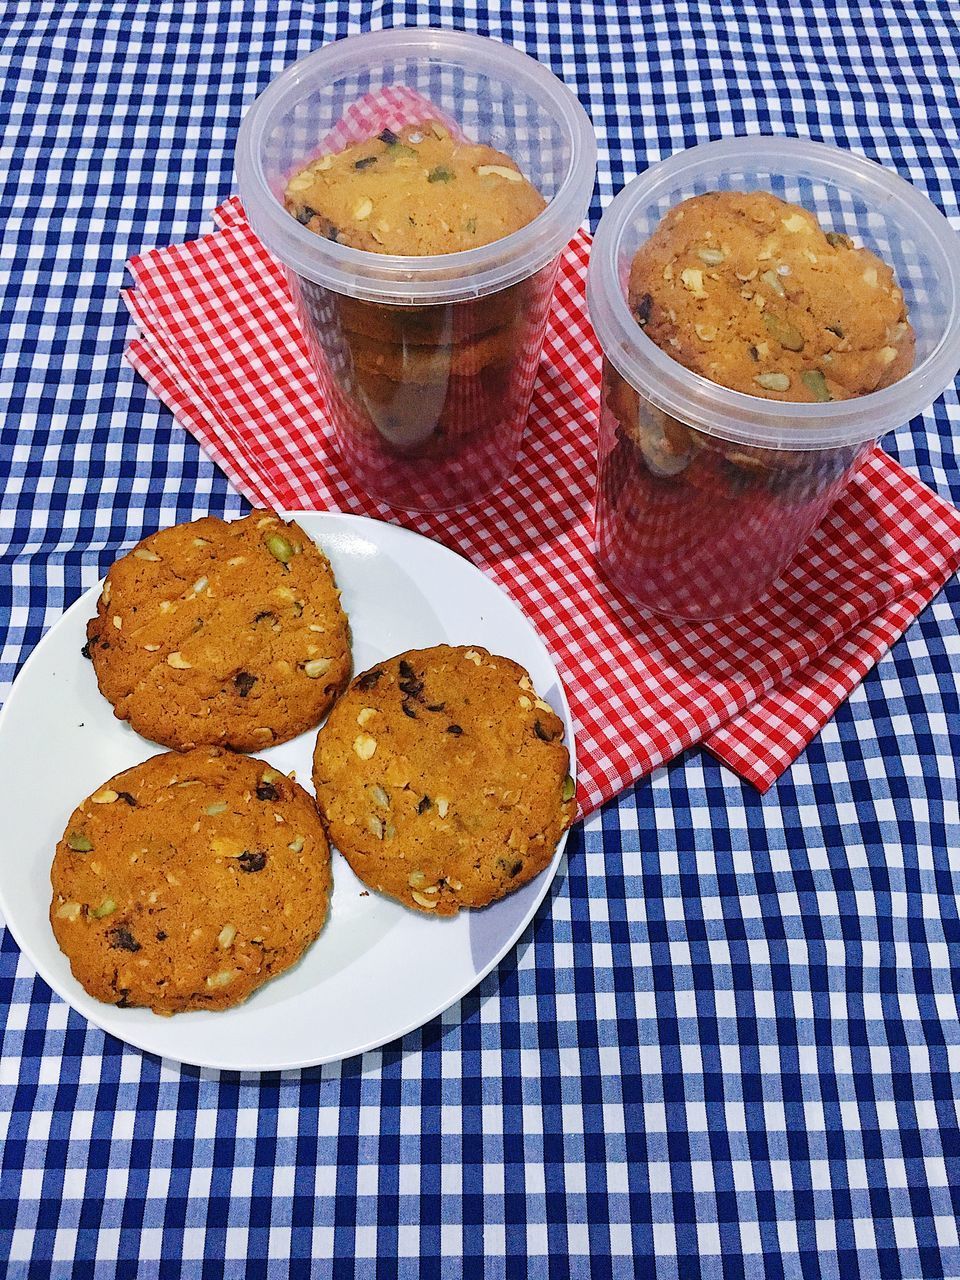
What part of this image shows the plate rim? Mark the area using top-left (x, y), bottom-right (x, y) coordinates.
top-left (0, 511), bottom-right (577, 1072)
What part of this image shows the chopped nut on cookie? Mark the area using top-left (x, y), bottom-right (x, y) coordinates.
top-left (84, 511), bottom-right (352, 751)
top-left (627, 189), bottom-right (915, 402)
top-left (49, 747), bottom-right (332, 1014)
top-left (313, 645), bottom-right (575, 917)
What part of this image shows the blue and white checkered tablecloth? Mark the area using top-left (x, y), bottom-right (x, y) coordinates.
top-left (3, 2), bottom-right (960, 1275)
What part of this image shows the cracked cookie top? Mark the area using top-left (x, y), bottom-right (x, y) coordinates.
top-left (312, 644), bottom-right (575, 916)
top-left (628, 190), bottom-right (915, 402)
top-left (283, 121), bottom-right (546, 256)
top-left (85, 511), bottom-right (351, 752)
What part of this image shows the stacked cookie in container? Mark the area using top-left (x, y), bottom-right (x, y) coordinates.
top-left (282, 119), bottom-right (553, 507)
top-left (236, 29), bottom-right (598, 510)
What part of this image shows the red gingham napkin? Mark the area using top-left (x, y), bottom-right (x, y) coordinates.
top-left (120, 102), bottom-right (960, 812)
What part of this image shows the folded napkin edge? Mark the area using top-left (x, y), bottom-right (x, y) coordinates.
top-left (120, 205), bottom-right (960, 806)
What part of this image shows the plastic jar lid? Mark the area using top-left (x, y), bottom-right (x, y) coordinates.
top-left (587, 137), bottom-right (960, 451)
top-left (236, 29), bottom-right (597, 305)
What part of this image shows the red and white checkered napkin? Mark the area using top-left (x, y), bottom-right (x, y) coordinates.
top-left (121, 94), bottom-right (960, 811)
top-left (123, 204), bottom-right (960, 808)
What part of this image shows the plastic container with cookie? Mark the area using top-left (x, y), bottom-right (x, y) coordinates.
top-left (237, 28), bottom-right (596, 511)
top-left (587, 137), bottom-right (960, 620)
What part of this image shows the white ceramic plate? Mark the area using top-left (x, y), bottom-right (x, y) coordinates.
top-left (0, 513), bottom-right (575, 1071)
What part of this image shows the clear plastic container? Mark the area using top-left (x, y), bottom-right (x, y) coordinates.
top-left (236, 29), bottom-right (596, 511)
top-left (587, 138), bottom-right (960, 620)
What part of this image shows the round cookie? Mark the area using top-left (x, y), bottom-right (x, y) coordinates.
top-left (50, 748), bottom-right (332, 1013)
top-left (628, 190), bottom-right (915, 402)
top-left (312, 645), bottom-right (576, 916)
top-left (284, 121), bottom-right (546, 255)
top-left (85, 511), bottom-right (352, 752)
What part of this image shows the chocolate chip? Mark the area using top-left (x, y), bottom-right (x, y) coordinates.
top-left (354, 155), bottom-right (377, 170)
top-left (256, 782), bottom-right (279, 802)
top-left (109, 927), bottom-right (140, 953)
top-left (446, 724), bottom-right (463, 736)
top-left (116, 791), bottom-right (137, 807)
top-left (426, 703), bottom-right (445, 712)
top-left (533, 719), bottom-right (554, 742)
top-left (237, 850), bottom-right (267, 873)
top-left (356, 668), bottom-right (384, 691)
top-left (748, 345), bottom-right (759, 361)
top-left (324, 223), bottom-right (340, 243)
top-left (235, 671), bottom-right (258, 698)
top-left (296, 206), bottom-right (316, 225)
top-left (398, 662), bottom-right (425, 698)
top-left (633, 292), bottom-right (653, 327)
top-left (510, 859), bottom-right (523, 878)
top-left (417, 795), bottom-right (432, 814)
top-left (156, 931), bottom-right (168, 942)
top-left (402, 701), bottom-right (418, 719)
top-left (81, 639), bottom-right (94, 659)
top-left (378, 128), bottom-right (399, 145)
top-left (115, 990), bottom-right (133, 1008)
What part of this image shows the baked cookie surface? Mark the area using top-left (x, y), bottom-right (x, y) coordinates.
top-left (86, 511), bottom-right (351, 752)
top-left (50, 748), bottom-right (332, 1013)
top-left (284, 122), bottom-right (546, 255)
top-left (628, 190), bottom-right (915, 402)
top-left (312, 645), bottom-right (575, 916)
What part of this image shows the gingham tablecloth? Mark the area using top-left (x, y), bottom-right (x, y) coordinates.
top-left (2, 3), bottom-right (960, 1277)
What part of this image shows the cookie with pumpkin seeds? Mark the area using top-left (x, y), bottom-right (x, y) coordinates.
top-left (628, 189), bottom-right (914, 402)
top-left (84, 511), bottom-right (351, 752)
top-left (312, 644), bottom-right (576, 917)
top-left (283, 121), bottom-right (546, 256)
top-left (50, 747), bottom-right (332, 1013)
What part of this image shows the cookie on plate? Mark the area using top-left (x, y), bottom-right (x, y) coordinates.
top-left (345, 322), bottom-right (520, 383)
top-left (312, 645), bottom-right (576, 916)
top-left (50, 748), bottom-right (332, 1013)
top-left (85, 511), bottom-right (351, 752)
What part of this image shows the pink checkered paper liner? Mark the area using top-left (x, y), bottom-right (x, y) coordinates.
top-left (121, 88), bottom-right (960, 810)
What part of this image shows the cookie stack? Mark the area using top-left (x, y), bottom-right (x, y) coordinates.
top-left (51, 511), bottom-right (575, 1015)
top-left (284, 122), bottom-right (548, 460)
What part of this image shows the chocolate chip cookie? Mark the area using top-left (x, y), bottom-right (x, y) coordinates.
top-left (284, 121), bottom-right (546, 255)
top-left (628, 190), bottom-right (915, 402)
top-left (345, 322), bottom-right (520, 383)
top-left (312, 645), bottom-right (576, 916)
top-left (85, 512), bottom-right (351, 752)
top-left (50, 748), bottom-right (332, 1013)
